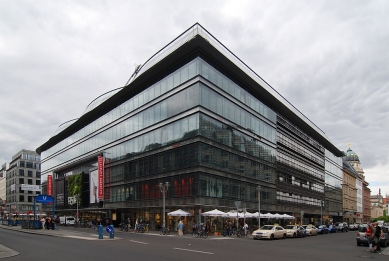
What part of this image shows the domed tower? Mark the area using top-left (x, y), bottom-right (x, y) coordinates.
top-left (345, 145), bottom-right (363, 173)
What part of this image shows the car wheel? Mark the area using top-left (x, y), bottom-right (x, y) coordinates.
top-left (293, 233), bottom-right (296, 238)
top-left (310, 232), bottom-right (312, 236)
top-left (283, 234), bottom-right (286, 239)
top-left (357, 241), bottom-right (361, 246)
top-left (270, 234), bottom-right (274, 240)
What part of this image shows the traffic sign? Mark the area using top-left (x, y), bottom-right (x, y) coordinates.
top-left (106, 226), bottom-right (113, 234)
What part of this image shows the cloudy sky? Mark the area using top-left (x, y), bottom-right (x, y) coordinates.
top-left (1, 0), bottom-right (388, 195)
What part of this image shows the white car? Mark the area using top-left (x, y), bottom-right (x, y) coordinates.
top-left (302, 225), bottom-right (318, 236)
top-left (284, 225), bottom-right (304, 238)
top-left (252, 225), bottom-right (286, 240)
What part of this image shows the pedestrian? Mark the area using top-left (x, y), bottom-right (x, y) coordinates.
top-left (243, 222), bottom-right (248, 237)
top-left (40, 216), bottom-right (45, 230)
top-left (55, 216), bottom-right (60, 230)
top-left (46, 217), bottom-right (51, 230)
top-left (372, 222), bottom-right (382, 253)
top-left (50, 217), bottom-right (55, 230)
top-left (224, 220), bottom-right (230, 237)
top-left (127, 218), bottom-right (131, 230)
top-left (178, 220), bottom-right (184, 236)
top-left (366, 223), bottom-right (373, 252)
top-left (92, 219), bottom-right (96, 230)
top-left (135, 219), bottom-right (139, 232)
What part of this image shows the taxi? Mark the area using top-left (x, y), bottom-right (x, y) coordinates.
top-left (252, 225), bottom-right (286, 240)
top-left (302, 224), bottom-right (318, 236)
top-left (284, 225), bottom-right (305, 238)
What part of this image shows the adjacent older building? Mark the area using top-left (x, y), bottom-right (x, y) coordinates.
top-left (344, 146), bottom-right (367, 223)
top-left (371, 192), bottom-right (384, 219)
top-left (342, 158), bottom-right (358, 223)
top-left (5, 150), bottom-right (42, 216)
top-left (37, 23), bottom-right (345, 228)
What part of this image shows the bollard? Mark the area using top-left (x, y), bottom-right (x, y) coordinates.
top-left (110, 225), bottom-right (114, 239)
top-left (98, 225), bottom-right (103, 239)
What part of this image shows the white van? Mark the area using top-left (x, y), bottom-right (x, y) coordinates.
top-left (59, 216), bottom-right (76, 226)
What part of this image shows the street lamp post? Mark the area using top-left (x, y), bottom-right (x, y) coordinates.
top-left (321, 200), bottom-right (323, 225)
top-left (158, 182), bottom-right (169, 229)
top-left (75, 194), bottom-right (79, 226)
top-left (257, 185), bottom-right (261, 227)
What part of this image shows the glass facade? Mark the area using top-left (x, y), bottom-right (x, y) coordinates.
top-left (38, 25), bottom-right (345, 225)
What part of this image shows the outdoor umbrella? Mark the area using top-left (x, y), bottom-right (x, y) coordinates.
top-left (167, 209), bottom-right (192, 216)
top-left (281, 214), bottom-right (295, 219)
top-left (201, 209), bottom-right (228, 217)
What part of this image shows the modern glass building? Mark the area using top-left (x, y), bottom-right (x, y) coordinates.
top-left (36, 23), bottom-right (344, 228)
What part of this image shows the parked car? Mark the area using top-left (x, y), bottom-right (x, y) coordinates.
top-left (356, 224), bottom-right (369, 246)
top-left (317, 225), bottom-right (328, 234)
top-left (378, 226), bottom-right (389, 247)
top-left (252, 225), bottom-right (286, 240)
top-left (328, 224), bottom-right (339, 233)
top-left (284, 225), bottom-right (305, 238)
top-left (349, 224), bottom-right (356, 231)
top-left (338, 223), bottom-right (348, 232)
top-left (302, 225), bottom-right (318, 236)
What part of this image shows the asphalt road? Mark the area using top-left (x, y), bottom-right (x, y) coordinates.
top-left (0, 228), bottom-right (387, 261)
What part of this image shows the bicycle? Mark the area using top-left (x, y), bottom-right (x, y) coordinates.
top-left (159, 226), bottom-right (170, 235)
top-left (193, 228), bottom-right (208, 239)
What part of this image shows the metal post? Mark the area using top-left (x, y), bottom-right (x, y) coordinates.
top-left (75, 194), bottom-right (79, 226)
top-left (257, 185), bottom-right (261, 227)
top-left (321, 200), bottom-right (323, 225)
top-left (159, 182), bottom-right (169, 230)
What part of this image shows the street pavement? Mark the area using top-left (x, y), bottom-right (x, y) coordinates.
top-left (1, 224), bottom-right (389, 259)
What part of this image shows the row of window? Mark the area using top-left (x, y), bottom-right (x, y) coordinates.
top-left (277, 116), bottom-right (324, 153)
top-left (19, 153), bottom-right (41, 162)
top-left (277, 131), bottom-right (324, 166)
top-left (106, 142), bottom-right (276, 184)
top-left (43, 106), bottom-right (276, 173)
top-left (277, 151), bottom-right (324, 179)
top-left (276, 191), bottom-right (323, 206)
top-left (108, 173), bottom-right (276, 204)
top-left (277, 172), bottom-right (324, 193)
top-left (43, 57), bottom-right (275, 160)
top-left (19, 161), bottom-right (41, 170)
top-left (7, 195), bottom-right (39, 203)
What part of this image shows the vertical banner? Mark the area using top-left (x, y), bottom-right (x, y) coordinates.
top-left (98, 156), bottom-right (104, 200)
top-left (47, 174), bottom-right (52, 196)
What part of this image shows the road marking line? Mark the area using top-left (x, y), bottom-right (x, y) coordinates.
top-left (174, 248), bottom-right (214, 255)
top-left (129, 240), bottom-right (149, 244)
top-left (64, 236), bottom-right (98, 240)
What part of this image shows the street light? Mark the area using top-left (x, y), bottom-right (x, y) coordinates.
top-left (158, 182), bottom-right (169, 229)
top-left (321, 200), bottom-right (324, 225)
top-left (75, 194), bottom-right (79, 226)
top-left (257, 185), bottom-right (261, 227)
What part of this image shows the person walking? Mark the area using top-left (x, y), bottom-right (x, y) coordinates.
top-left (178, 220), bottom-right (184, 236)
top-left (243, 222), bottom-right (248, 237)
top-left (46, 217), bottom-right (51, 230)
top-left (54, 216), bottom-right (60, 230)
top-left (366, 223), bottom-right (373, 252)
top-left (372, 222), bottom-right (382, 253)
top-left (40, 216), bottom-right (45, 230)
top-left (224, 220), bottom-right (230, 237)
top-left (134, 219), bottom-right (139, 232)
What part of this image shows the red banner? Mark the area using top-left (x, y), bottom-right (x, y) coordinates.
top-left (47, 174), bottom-right (52, 196)
top-left (98, 156), bottom-right (104, 200)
